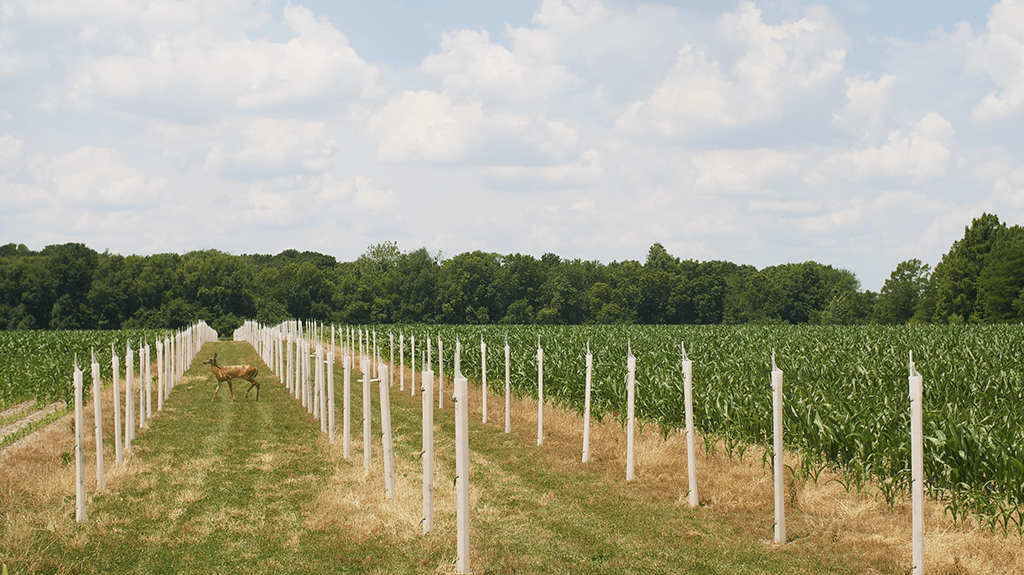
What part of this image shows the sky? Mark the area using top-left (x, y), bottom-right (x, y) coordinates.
top-left (2, 0), bottom-right (1023, 291)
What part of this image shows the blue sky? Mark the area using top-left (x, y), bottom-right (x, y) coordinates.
top-left (2, 0), bottom-right (1022, 291)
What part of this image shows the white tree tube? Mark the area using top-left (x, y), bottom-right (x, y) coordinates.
top-left (312, 345), bottom-right (322, 418)
top-left (626, 348), bottom-right (636, 482)
top-left (111, 345), bottom-right (122, 467)
top-left (362, 357), bottom-right (372, 474)
top-left (772, 351), bottom-right (786, 545)
top-left (321, 345), bottom-right (329, 431)
top-left (504, 337), bottom-right (511, 434)
top-left (455, 338), bottom-right (461, 385)
top-left (583, 345), bottom-right (592, 463)
top-left (74, 362), bottom-right (85, 523)
top-left (139, 343), bottom-right (145, 428)
top-left (157, 342), bottom-right (164, 412)
top-left (683, 343), bottom-right (697, 507)
top-left (481, 337), bottom-right (487, 424)
top-left (910, 353), bottom-right (924, 574)
top-left (389, 331), bottom-right (394, 387)
top-left (438, 338), bottom-right (445, 409)
top-left (328, 349), bottom-right (336, 443)
top-left (411, 335), bottom-right (416, 397)
top-left (277, 334), bottom-right (284, 386)
top-left (343, 354), bottom-right (352, 459)
top-left (287, 334), bottom-right (294, 395)
top-left (422, 368), bottom-right (434, 534)
top-left (307, 340), bottom-right (315, 414)
top-left (144, 343), bottom-right (151, 421)
top-left (454, 372), bottom-right (470, 574)
top-left (125, 342), bottom-right (134, 450)
top-left (537, 343), bottom-right (544, 447)
top-left (379, 364), bottom-right (395, 499)
top-left (317, 346), bottom-right (327, 430)
top-left (91, 351), bottom-right (104, 491)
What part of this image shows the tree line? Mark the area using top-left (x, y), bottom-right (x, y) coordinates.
top-left (1, 213), bottom-right (1020, 334)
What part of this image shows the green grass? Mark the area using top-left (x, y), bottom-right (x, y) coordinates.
top-left (4, 340), bottom-right (883, 574)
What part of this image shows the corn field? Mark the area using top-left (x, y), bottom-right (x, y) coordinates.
top-left (0, 329), bottom-right (166, 408)
top-left (373, 324), bottom-right (1024, 535)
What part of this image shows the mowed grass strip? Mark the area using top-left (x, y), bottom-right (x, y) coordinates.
top-left (33, 341), bottom-right (349, 574)
top-left (6, 341), bottom-right (902, 574)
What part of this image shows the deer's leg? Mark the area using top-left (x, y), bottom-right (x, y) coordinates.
top-left (244, 378), bottom-right (259, 401)
top-left (212, 383), bottom-right (221, 401)
top-left (228, 380), bottom-right (235, 402)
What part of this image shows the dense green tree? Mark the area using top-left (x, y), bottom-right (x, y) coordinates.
top-left (0, 248), bottom-right (49, 329)
top-left (686, 260), bottom-right (746, 324)
top-left (724, 261), bottom-right (860, 324)
top-left (637, 243), bottom-right (678, 324)
top-left (546, 258), bottom-right (604, 325)
top-left (42, 243), bottom-right (100, 329)
top-left (817, 290), bottom-right (877, 325)
top-left (4, 216), bottom-right (1022, 330)
top-left (388, 248), bottom-right (441, 323)
top-left (931, 213), bottom-right (1004, 323)
top-left (873, 259), bottom-right (931, 324)
top-left (977, 225), bottom-right (1024, 322)
top-left (88, 252), bottom-right (129, 329)
top-left (493, 253), bottom-right (546, 322)
top-left (435, 251), bottom-right (500, 324)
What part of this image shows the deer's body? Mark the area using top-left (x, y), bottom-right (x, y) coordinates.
top-left (204, 354), bottom-right (260, 401)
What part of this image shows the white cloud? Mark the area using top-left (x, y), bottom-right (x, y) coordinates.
top-left (690, 148), bottom-right (804, 195)
top-left (0, 181), bottom-right (48, 212)
top-left (368, 90), bottom-right (484, 163)
top-left (967, 0), bottom-right (1024, 121)
top-left (986, 169), bottom-right (1024, 221)
top-left (796, 203), bottom-right (866, 235)
top-left (989, 177), bottom-right (1024, 209)
top-left (420, 28), bottom-right (580, 106)
top-left (523, 0), bottom-right (685, 102)
top-left (0, 135), bottom-right (24, 161)
top-left (367, 90), bottom-right (577, 164)
top-left (310, 174), bottom-right (395, 215)
top-left (833, 73), bottom-right (898, 140)
top-left (202, 116), bottom-right (334, 177)
top-left (823, 112), bottom-right (955, 180)
top-left (488, 148), bottom-right (604, 186)
top-left (351, 176), bottom-right (395, 213)
top-left (617, 2), bottom-right (846, 138)
top-left (64, 3), bottom-right (378, 119)
top-left (616, 44), bottom-right (736, 136)
top-left (32, 146), bottom-right (165, 206)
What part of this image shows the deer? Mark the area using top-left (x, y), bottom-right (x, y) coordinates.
top-left (203, 353), bottom-right (260, 402)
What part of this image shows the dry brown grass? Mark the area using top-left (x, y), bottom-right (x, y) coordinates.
top-left (366, 349), bottom-right (1024, 574)
top-left (0, 370), bottom-right (194, 567)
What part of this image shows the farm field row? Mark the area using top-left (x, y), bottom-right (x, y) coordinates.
top-left (4, 336), bottom-right (1021, 573)
top-left (0, 340), bottom-right (873, 574)
top-left (314, 323), bottom-right (1024, 534)
top-left (0, 329), bottom-right (168, 410)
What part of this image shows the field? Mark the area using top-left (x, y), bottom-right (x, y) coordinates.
top-left (370, 324), bottom-right (1024, 534)
top-left (5, 338), bottom-right (1021, 574)
top-left (0, 329), bottom-right (167, 409)
top-left (2, 329), bottom-right (1024, 573)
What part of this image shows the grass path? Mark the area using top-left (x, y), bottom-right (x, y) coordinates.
top-left (5, 340), bottom-right (920, 573)
top-left (53, 341), bottom-right (354, 573)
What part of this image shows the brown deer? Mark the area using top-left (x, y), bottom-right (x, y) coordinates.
top-left (203, 354), bottom-right (260, 402)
